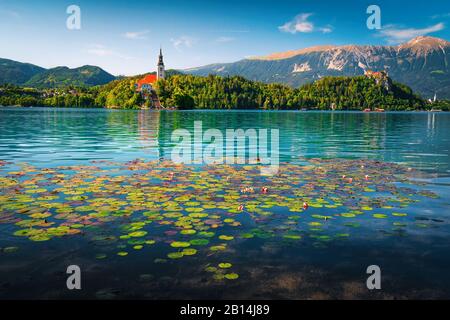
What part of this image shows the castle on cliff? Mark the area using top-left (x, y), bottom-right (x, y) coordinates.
top-left (364, 69), bottom-right (391, 91)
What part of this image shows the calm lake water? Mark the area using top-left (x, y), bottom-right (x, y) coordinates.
top-left (0, 107), bottom-right (449, 299)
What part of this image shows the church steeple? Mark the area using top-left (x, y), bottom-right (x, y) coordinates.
top-left (157, 47), bottom-right (165, 80)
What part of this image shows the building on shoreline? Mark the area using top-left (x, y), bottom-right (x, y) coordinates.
top-left (136, 74), bottom-right (157, 93)
top-left (135, 49), bottom-right (166, 108)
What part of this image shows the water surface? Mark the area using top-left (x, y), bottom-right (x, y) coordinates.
top-left (0, 107), bottom-right (449, 299)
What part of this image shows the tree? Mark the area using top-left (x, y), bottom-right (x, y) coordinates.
top-left (172, 90), bottom-right (195, 109)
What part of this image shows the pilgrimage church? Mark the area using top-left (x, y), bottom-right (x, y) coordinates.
top-left (135, 49), bottom-right (166, 108)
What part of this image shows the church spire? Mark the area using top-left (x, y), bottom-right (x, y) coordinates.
top-left (157, 47), bottom-right (165, 80)
top-left (158, 47), bottom-right (164, 66)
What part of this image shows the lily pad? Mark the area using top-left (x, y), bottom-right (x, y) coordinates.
top-left (170, 241), bottom-right (191, 248)
top-left (190, 239), bottom-right (209, 246)
top-left (182, 248), bottom-right (197, 255)
top-left (128, 231), bottom-right (148, 237)
top-left (167, 252), bottom-right (184, 259)
top-left (224, 273), bottom-right (239, 280)
top-left (218, 263), bottom-right (232, 269)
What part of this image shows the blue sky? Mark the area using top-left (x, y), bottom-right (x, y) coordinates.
top-left (0, 0), bottom-right (449, 75)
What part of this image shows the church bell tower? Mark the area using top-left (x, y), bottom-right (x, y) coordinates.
top-left (157, 48), bottom-right (165, 80)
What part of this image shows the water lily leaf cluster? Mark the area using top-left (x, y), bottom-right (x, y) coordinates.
top-left (0, 158), bottom-right (443, 280)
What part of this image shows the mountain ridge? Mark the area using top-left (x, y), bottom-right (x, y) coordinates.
top-left (248, 36), bottom-right (450, 60)
top-left (185, 36), bottom-right (450, 99)
top-left (0, 58), bottom-right (116, 88)
top-left (0, 58), bottom-right (46, 85)
top-left (25, 65), bottom-right (116, 88)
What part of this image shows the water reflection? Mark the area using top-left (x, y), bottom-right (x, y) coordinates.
top-left (137, 111), bottom-right (161, 157)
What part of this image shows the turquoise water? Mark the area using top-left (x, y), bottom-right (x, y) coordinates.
top-left (0, 107), bottom-right (449, 299)
top-left (1, 108), bottom-right (449, 172)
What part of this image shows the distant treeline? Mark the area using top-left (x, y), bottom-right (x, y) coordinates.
top-left (157, 74), bottom-right (427, 110)
top-left (1, 74), bottom-right (449, 111)
top-left (0, 79), bottom-right (144, 109)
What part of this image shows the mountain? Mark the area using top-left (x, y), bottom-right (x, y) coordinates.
top-left (186, 36), bottom-right (450, 99)
top-left (0, 58), bottom-right (45, 85)
top-left (0, 59), bottom-right (116, 87)
top-left (24, 65), bottom-right (116, 88)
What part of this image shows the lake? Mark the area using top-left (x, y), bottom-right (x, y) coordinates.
top-left (0, 107), bottom-right (449, 299)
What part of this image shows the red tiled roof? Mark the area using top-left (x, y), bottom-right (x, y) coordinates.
top-left (137, 74), bottom-right (157, 88)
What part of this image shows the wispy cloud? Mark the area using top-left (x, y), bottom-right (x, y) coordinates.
top-left (431, 13), bottom-right (450, 19)
top-left (319, 25), bottom-right (333, 34)
top-left (215, 36), bottom-right (235, 43)
top-left (122, 30), bottom-right (150, 40)
top-left (86, 44), bottom-right (133, 60)
top-left (170, 36), bottom-right (196, 51)
top-left (279, 13), bottom-right (333, 34)
top-left (378, 23), bottom-right (445, 44)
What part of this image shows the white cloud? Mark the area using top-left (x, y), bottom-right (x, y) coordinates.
top-left (170, 36), bottom-right (196, 51)
top-left (279, 13), bottom-right (333, 35)
top-left (86, 44), bottom-right (133, 60)
top-left (122, 30), bottom-right (150, 40)
top-left (379, 23), bottom-right (445, 44)
top-left (215, 36), bottom-right (235, 43)
top-left (319, 26), bottom-right (333, 34)
top-left (279, 13), bottom-right (314, 34)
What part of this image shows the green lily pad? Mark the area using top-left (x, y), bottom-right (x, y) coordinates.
top-left (182, 248), bottom-right (197, 255)
top-left (224, 273), bottom-right (239, 280)
top-left (218, 263), bottom-right (232, 269)
top-left (218, 235), bottom-right (234, 241)
top-left (128, 231), bottom-right (148, 237)
top-left (170, 241), bottom-right (191, 248)
top-left (392, 212), bottom-right (407, 217)
top-left (283, 234), bottom-right (302, 240)
top-left (167, 252), bottom-right (184, 259)
top-left (205, 266), bottom-right (217, 272)
top-left (341, 213), bottom-right (356, 218)
top-left (190, 239), bottom-right (209, 246)
top-left (180, 229), bottom-right (196, 235)
top-left (210, 245), bottom-right (226, 251)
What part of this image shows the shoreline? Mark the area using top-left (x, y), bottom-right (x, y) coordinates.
top-left (1, 105), bottom-right (448, 113)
